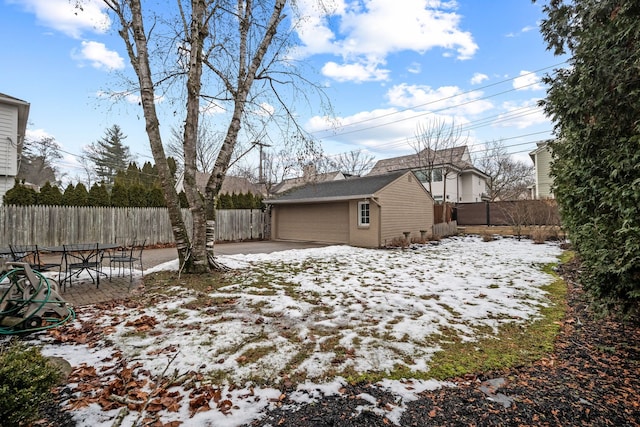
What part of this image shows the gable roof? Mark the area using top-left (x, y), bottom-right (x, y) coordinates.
top-left (270, 171), bottom-right (345, 194)
top-left (266, 170), bottom-right (415, 204)
top-left (368, 145), bottom-right (486, 177)
top-left (529, 140), bottom-right (551, 159)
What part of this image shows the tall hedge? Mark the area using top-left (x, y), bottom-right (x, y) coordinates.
top-left (537, 0), bottom-right (640, 314)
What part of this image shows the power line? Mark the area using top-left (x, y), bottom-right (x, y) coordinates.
top-left (311, 61), bottom-right (566, 138)
top-left (34, 61), bottom-right (566, 181)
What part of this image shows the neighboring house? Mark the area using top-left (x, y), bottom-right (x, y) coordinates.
top-left (175, 171), bottom-right (265, 196)
top-left (266, 170), bottom-right (434, 248)
top-left (368, 145), bottom-right (489, 203)
top-left (0, 93), bottom-right (29, 203)
top-left (529, 141), bottom-right (554, 199)
top-left (269, 165), bottom-right (346, 195)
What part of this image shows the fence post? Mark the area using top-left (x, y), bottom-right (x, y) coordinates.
top-left (486, 201), bottom-right (490, 226)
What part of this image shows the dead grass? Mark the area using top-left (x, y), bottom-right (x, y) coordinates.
top-left (136, 249), bottom-right (571, 387)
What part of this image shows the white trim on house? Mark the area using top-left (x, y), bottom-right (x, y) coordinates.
top-left (358, 200), bottom-right (370, 227)
top-left (0, 93), bottom-right (30, 204)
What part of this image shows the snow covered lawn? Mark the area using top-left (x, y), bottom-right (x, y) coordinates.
top-left (35, 235), bottom-right (563, 426)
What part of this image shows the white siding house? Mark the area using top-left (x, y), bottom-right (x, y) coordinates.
top-left (529, 141), bottom-right (554, 199)
top-left (368, 146), bottom-right (489, 203)
top-left (0, 93), bottom-right (29, 203)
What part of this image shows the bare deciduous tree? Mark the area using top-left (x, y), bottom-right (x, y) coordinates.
top-left (411, 119), bottom-right (467, 222)
top-left (475, 140), bottom-right (534, 201)
top-left (17, 136), bottom-right (62, 186)
top-left (332, 150), bottom-right (376, 176)
top-left (101, 0), bottom-right (330, 272)
top-left (166, 124), bottom-right (222, 174)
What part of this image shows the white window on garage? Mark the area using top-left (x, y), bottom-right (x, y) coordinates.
top-left (358, 201), bottom-right (370, 227)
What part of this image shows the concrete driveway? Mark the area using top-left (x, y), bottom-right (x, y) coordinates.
top-left (143, 240), bottom-right (330, 269)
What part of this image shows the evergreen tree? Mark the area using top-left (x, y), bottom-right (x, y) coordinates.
top-left (128, 184), bottom-right (147, 207)
top-left (178, 191), bottom-right (189, 208)
top-left (84, 125), bottom-right (133, 186)
top-left (231, 192), bottom-right (240, 209)
top-left (88, 183), bottom-right (111, 207)
top-left (3, 180), bottom-right (37, 205)
top-left (147, 187), bottom-right (166, 207)
top-left (110, 182), bottom-right (129, 207)
top-left (140, 162), bottom-right (157, 187)
top-left (73, 183), bottom-right (89, 206)
top-left (37, 182), bottom-right (63, 205)
top-left (167, 157), bottom-right (178, 180)
top-left (125, 163), bottom-right (141, 186)
top-left (61, 184), bottom-right (75, 206)
top-left (537, 0), bottom-right (640, 314)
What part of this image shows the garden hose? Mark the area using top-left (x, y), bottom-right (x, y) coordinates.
top-left (0, 263), bottom-right (75, 335)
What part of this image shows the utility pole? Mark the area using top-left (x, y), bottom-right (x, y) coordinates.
top-left (255, 141), bottom-right (271, 183)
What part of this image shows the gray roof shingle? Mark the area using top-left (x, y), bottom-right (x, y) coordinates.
top-left (266, 170), bottom-right (408, 204)
top-left (368, 146), bottom-right (476, 176)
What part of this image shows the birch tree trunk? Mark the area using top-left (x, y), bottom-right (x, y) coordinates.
top-left (205, 0), bottom-right (287, 231)
top-left (103, 0), bottom-right (310, 273)
top-left (105, 0), bottom-right (191, 267)
top-left (181, 0), bottom-right (210, 273)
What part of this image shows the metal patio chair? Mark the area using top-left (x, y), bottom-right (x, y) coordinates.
top-left (107, 239), bottom-right (146, 281)
top-left (9, 244), bottom-right (61, 273)
top-left (62, 243), bottom-right (104, 289)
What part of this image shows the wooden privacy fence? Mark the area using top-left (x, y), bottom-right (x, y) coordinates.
top-left (0, 206), bottom-right (269, 247)
top-left (433, 203), bottom-right (454, 224)
top-left (456, 200), bottom-right (560, 226)
top-left (215, 209), bottom-right (268, 241)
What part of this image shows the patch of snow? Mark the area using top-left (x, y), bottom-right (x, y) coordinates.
top-left (29, 236), bottom-right (562, 426)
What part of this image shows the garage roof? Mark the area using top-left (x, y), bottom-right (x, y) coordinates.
top-left (266, 170), bottom-right (410, 204)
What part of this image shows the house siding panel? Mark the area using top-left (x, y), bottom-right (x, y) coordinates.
top-left (0, 103), bottom-right (18, 202)
top-left (377, 173), bottom-right (433, 245)
top-left (0, 103), bottom-right (18, 176)
top-left (273, 202), bottom-right (349, 244)
top-left (348, 200), bottom-right (381, 247)
top-left (536, 148), bottom-right (553, 198)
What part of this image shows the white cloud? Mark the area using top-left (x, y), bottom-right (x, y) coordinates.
top-left (73, 41), bottom-right (124, 70)
top-left (493, 99), bottom-right (549, 129)
top-left (505, 24), bottom-right (537, 38)
top-left (294, 0), bottom-right (478, 82)
top-left (25, 128), bottom-right (54, 142)
top-left (255, 102), bottom-right (275, 117)
top-left (513, 70), bottom-right (544, 91)
top-left (8, 0), bottom-right (110, 38)
top-left (470, 72), bottom-right (488, 85)
top-left (200, 100), bottom-right (226, 116)
top-left (322, 60), bottom-right (390, 83)
top-left (307, 108), bottom-right (419, 152)
top-left (408, 62), bottom-right (422, 74)
top-left (307, 106), bottom-right (472, 154)
top-left (386, 84), bottom-right (494, 116)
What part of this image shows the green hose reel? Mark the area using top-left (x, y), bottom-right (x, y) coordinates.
top-left (0, 262), bottom-right (75, 334)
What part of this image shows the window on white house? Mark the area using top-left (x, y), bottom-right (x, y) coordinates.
top-left (412, 169), bottom-right (428, 183)
top-left (432, 168), bottom-right (443, 182)
top-left (358, 201), bottom-right (370, 227)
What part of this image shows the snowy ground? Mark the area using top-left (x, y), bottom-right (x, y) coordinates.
top-left (29, 235), bottom-right (563, 426)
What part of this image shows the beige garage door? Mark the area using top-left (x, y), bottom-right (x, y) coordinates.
top-left (276, 202), bottom-right (349, 243)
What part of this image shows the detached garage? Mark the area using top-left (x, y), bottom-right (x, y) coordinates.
top-left (266, 171), bottom-right (434, 248)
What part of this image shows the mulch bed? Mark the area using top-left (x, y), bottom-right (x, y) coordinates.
top-left (252, 258), bottom-right (640, 426)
